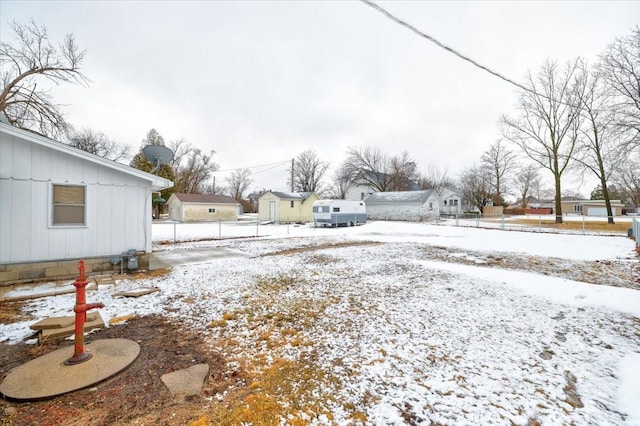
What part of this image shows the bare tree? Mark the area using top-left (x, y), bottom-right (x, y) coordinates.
top-left (343, 146), bottom-right (421, 193)
top-left (66, 128), bottom-right (130, 162)
top-left (598, 26), bottom-right (640, 152)
top-left (501, 59), bottom-right (584, 223)
top-left (388, 151), bottom-right (418, 191)
top-left (573, 63), bottom-right (620, 223)
top-left (172, 146), bottom-right (218, 194)
top-left (327, 162), bottom-right (354, 199)
top-left (458, 165), bottom-right (493, 212)
top-left (612, 154), bottom-right (640, 208)
top-left (418, 164), bottom-right (453, 191)
top-left (0, 20), bottom-right (88, 139)
top-left (481, 139), bottom-right (517, 206)
top-left (512, 163), bottom-right (541, 208)
top-left (288, 150), bottom-right (329, 193)
top-left (225, 168), bottom-right (253, 200)
top-left (343, 146), bottom-right (393, 192)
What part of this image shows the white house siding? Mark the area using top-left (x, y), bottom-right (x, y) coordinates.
top-left (1, 129), bottom-right (156, 264)
top-left (168, 199), bottom-right (184, 221)
top-left (365, 191), bottom-right (441, 222)
top-left (438, 188), bottom-right (464, 215)
top-left (346, 185), bottom-right (376, 201)
top-left (367, 201), bottom-right (440, 221)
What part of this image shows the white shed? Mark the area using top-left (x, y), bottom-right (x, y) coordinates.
top-left (365, 190), bottom-right (441, 221)
top-left (0, 122), bottom-right (173, 284)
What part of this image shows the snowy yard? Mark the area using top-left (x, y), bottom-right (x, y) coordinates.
top-left (2, 221), bottom-right (640, 425)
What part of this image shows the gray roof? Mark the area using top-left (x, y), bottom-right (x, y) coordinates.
top-left (365, 190), bottom-right (437, 204)
top-left (172, 193), bottom-right (239, 204)
top-left (268, 191), bottom-right (313, 200)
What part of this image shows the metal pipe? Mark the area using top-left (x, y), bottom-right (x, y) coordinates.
top-left (65, 260), bottom-right (104, 365)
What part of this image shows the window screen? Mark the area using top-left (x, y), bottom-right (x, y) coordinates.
top-left (53, 185), bottom-right (85, 225)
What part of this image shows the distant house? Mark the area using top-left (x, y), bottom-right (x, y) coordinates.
top-left (437, 187), bottom-right (464, 215)
top-left (365, 190), bottom-right (442, 221)
top-left (561, 199), bottom-right (625, 217)
top-left (167, 193), bottom-right (240, 222)
top-left (507, 197), bottom-right (554, 214)
top-left (258, 191), bottom-right (319, 223)
top-left (345, 184), bottom-right (376, 202)
top-left (0, 121), bottom-right (173, 285)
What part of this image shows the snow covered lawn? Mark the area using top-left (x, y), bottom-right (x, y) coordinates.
top-left (2, 221), bottom-right (639, 425)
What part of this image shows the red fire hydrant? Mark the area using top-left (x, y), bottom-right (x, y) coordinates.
top-left (64, 260), bottom-right (104, 365)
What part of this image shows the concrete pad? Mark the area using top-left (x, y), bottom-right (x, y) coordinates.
top-left (30, 312), bottom-right (99, 330)
top-left (0, 338), bottom-right (140, 400)
top-left (39, 313), bottom-right (105, 342)
top-left (1, 281), bottom-right (97, 302)
top-left (160, 364), bottom-right (209, 396)
top-left (94, 275), bottom-right (116, 285)
top-left (112, 287), bottom-right (160, 298)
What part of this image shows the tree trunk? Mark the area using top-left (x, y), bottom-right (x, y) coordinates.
top-left (554, 173), bottom-right (563, 224)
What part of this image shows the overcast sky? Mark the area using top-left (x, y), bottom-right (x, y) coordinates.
top-left (2, 1), bottom-right (639, 197)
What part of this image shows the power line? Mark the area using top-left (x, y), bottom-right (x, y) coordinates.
top-left (214, 159), bottom-right (290, 173)
top-left (360, 0), bottom-right (533, 92)
top-left (360, 0), bottom-right (579, 107)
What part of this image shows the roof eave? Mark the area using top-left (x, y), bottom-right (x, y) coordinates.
top-left (2, 122), bottom-right (174, 191)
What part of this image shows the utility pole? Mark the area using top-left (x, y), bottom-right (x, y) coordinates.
top-left (291, 158), bottom-right (294, 192)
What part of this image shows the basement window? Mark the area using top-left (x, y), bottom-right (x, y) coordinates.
top-left (209, 208), bottom-right (216, 213)
top-left (52, 184), bottom-right (86, 226)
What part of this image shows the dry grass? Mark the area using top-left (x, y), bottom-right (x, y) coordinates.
top-left (196, 273), bottom-right (350, 425)
top-left (505, 218), bottom-right (632, 233)
top-left (0, 301), bottom-right (34, 323)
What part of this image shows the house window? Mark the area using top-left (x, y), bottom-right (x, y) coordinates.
top-left (574, 205), bottom-right (582, 213)
top-left (209, 208), bottom-right (216, 213)
top-left (453, 200), bottom-right (458, 206)
top-left (428, 202), bottom-right (433, 211)
top-left (52, 184), bottom-right (85, 226)
top-left (333, 207), bottom-right (340, 212)
top-left (290, 200), bottom-right (294, 208)
top-left (361, 192), bottom-right (365, 200)
top-left (444, 200), bottom-right (448, 205)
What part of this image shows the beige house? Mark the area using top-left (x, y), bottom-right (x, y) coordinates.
top-left (167, 193), bottom-right (240, 222)
top-left (258, 191), bottom-right (319, 223)
top-left (561, 199), bottom-right (625, 217)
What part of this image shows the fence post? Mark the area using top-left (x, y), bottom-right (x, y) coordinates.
top-left (173, 221), bottom-right (177, 244)
top-left (582, 215), bottom-right (585, 235)
top-left (219, 219), bottom-right (222, 239)
top-left (501, 214), bottom-right (505, 230)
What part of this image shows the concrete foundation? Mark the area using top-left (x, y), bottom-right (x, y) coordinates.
top-left (0, 253), bottom-right (150, 287)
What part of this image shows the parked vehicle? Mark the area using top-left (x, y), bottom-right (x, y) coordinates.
top-left (312, 200), bottom-right (367, 227)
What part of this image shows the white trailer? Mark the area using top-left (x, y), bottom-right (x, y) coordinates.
top-left (312, 199), bottom-right (367, 227)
